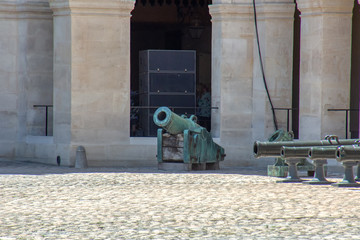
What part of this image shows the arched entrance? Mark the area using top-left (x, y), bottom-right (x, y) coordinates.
top-left (130, 0), bottom-right (212, 136)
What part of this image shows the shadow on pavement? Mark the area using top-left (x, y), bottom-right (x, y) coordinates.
top-left (0, 158), bottom-right (269, 176)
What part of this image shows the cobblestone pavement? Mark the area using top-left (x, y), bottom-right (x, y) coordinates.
top-left (0, 159), bottom-right (360, 240)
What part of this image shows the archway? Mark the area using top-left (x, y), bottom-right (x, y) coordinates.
top-left (130, 0), bottom-right (212, 136)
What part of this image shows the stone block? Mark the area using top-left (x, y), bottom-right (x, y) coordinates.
top-left (81, 145), bottom-right (105, 161)
top-left (0, 93), bottom-right (17, 111)
top-left (75, 146), bottom-right (88, 168)
top-left (53, 123), bottom-right (71, 143)
top-left (222, 114), bottom-right (252, 130)
top-left (107, 144), bottom-right (157, 161)
top-left (34, 143), bottom-right (56, 159)
top-left (0, 142), bottom-right (15, 157)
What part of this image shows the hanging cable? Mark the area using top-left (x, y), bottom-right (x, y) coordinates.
top-left (252, 0), bottom-right (278, 130)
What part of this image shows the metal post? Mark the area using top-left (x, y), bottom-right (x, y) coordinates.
top-left (45, 106), bottom-right (49, 136)
top-left (286, 109), bottom-right (290, 132)
top-left (345, 110), bottom-right (348, 139)
top-left (33, 105), bottom-right (53, 136)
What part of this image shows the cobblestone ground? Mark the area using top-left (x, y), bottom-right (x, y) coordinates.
top-left (0, 160), bottom-right (360, 239)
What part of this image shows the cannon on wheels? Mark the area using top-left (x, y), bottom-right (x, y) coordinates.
top-left (153, 107), bottom-right (225, 171)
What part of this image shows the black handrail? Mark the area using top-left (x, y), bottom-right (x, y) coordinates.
top-left (273, 108), bottom-right (297, 132)
top-left (131, 106), bottom-right (219, 115)
top-left (33, 105), bottom-right (53, 136)
top-left (130, 106), bottom-right (219, 110)
top-left (328, 108), bottom-right (359, 139)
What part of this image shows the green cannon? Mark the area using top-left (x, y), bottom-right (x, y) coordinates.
top-left (153, 107), bottom-right (225, 170)
top-left (278, 146), bottom-right (339, 184)
top-left (253, 130), bottom-right (313, 177)
top-left (308, 146), bottom-right (339, 160)
top-left (278, 146), bottom-right (310, 182)
top-left (333, 145), bottom-right (360, 187)
top-left (254, 134), bottom-right (360, 185)
top-left (254, 135), bottom-right (359, 158)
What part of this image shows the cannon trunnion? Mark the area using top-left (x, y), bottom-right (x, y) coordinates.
top-left (154, 107), bottom-right (225, 170)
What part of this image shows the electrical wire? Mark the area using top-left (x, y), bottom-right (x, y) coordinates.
top-left (252, 0), bottom-right (279, 130)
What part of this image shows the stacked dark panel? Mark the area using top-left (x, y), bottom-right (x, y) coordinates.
top-left (139, 50), bottom-right (196, 136)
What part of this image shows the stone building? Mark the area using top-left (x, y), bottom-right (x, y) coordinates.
top-left (0, 0), bottom-right (359, 168)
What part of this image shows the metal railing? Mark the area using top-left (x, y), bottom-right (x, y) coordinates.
top-left (327, 108), bottom-right (359, 139)
top-left (130, 106), bottom-right (219, 112)
top-left (33, 105), bottom-right (53, 136)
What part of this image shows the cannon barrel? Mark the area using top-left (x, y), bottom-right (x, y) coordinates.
top-left (280, 146), bottom-right (311, 159)
top-left (335, 145), bottom-right (360, 162)
top-left (153, 107), bottom-right (200, 135)
top-left (254, 137), bottom-right (360, 158)
top-left (308, 146), bottom-right (339, 160)
top-left (154, 107), bottom-right (225, 168)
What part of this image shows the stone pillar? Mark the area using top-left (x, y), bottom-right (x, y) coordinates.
top-left (297, 0), bottom-right (354, 140)
top-left (209, 0), bottom-right (255, 164)
top-left (49, 0), bottom-right (134, 165)
top-left (0, 1), bottom-right (52, 157)
top-left (17, 2), bottom-right (53, 138)
top-left (252, 0), bottom-right (295, 140)
top-left (0, 2), bottom-right (20, 157)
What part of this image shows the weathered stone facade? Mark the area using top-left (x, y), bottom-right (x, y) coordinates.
top-left (0, 0), bottom-right (358, 168)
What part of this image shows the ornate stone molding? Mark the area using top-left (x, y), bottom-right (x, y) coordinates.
top-left (297, 0), bottom-right (354, 16)
top-left (0, 1), bottom-right (52, 19)
top-left (209, 3), bottom-right (253, 22)
top-left (210, 0), bottom-right (295, 22)
top-left (49, 0), bottom-right (134, 17)
top-left (255, 1), bottom-right (295, 20)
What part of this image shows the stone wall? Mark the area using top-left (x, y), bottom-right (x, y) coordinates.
top-left (49, 0), bottom-right (135, 166)
top-left (0, 1), bottom-right (53, 158)
top-left (297, 0), bottom-right (354, 140)
top-left (0, 0), bottom-right (357, 169)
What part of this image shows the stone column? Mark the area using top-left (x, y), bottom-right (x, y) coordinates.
top-left (0, 1), bottom-right (19, 157)
top-left (209, 0), bottom-right (255, 164)
top-left (252, 0), bottom-right (295, 140)
top-left (49, 0), bottom-right (134, 165)
top-left (0, 1), bottom-right (52, 157)
top-left (297, 0), bottom-right (354, 140)
top-left (17, 2), bottom-right (53, 137)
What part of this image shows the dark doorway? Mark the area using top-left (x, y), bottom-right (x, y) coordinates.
top-left (350, 0), bottom-right (360, 138)
top-left (130, 0), bottom-right (212, 136)
top-left (292, 1), bottom-right (300, 139)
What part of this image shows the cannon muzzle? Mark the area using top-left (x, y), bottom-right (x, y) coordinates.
top-left (253, 141), bottom-right (285, 158)
top-left (335, 145), bottom-right (360, 162)
top-left (153, 107), bottom-right (200, 135)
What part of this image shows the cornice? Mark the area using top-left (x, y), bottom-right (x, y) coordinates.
top-left (212, 0), bottom-right (252, 4)
top-left (209, 0), bottom-right (295, 21)
top-left (255, 2), bottom-right (295, 20)
top-left (0, 1), bottom-right (52, 19)
top-left (49, 0), bottom-right (135, 17)
top-left (209, 3), bottom-right (254, 21)
top-left (297, 0), bottom-right (354, 16)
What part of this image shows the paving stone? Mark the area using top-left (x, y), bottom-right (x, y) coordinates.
top-left (0, 159), bottom-right (359, 239)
